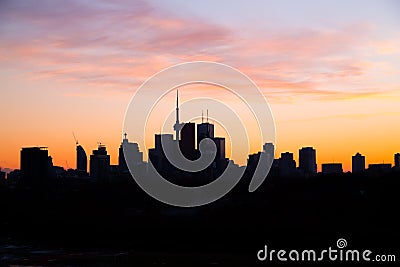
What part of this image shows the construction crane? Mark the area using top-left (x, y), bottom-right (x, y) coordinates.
top-left (72, 132), bottom-right (78, 145)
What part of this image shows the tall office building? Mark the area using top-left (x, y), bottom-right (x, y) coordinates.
top-left (299, 147), bottom-right (317, 176)
top-left (119, 133), bottom-right (143, 174)
top-left (180, 122), bottom-right (196, 160)
top-left (263, 142), bottom-right (275, 169)
top-left (197, 122), bottom-right (214, 148)
top-left (76, 145), bottom-right (87, 173)
top-left (212, 137), bottom-right (226, 160)
top-left (20, 147), bottom-right (50, 186)
top-left (263, 143), bottom-right (275, 158)
top-left (90, 144), bottom-right (110, 181)
top-left (352, 152), bottom-right (365, 173)
top-left (149, 134), bottom-right (174, 174)
top-left (394, 153), bottom-right (400, 169)
top-left (197, 113), bottom-right (226, 175)
top-left (73, 133), bottom-right (87, 175)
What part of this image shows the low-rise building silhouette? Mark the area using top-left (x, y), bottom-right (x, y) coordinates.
top-left (322, 163), bottom-right (343, 174)
top-left (0, 169), bottom-right (5, 183)
top-left (368, 163), bottom-right (392, 172)
top-left (394, 153), bottom-right (400, 169)
top-left (7, 169), bottom-right (20, 184)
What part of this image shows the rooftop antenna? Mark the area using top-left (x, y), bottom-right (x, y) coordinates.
top-left (66, 160), bottom-right (69, 169)
top-left (207, 109), bottom-right (209, 123)
top-left (202, 110), bottom-right (204, 123)
top-left (123, 132), bottom-right (127, 140)
top-left (72, 132), bottom-right (78, 145)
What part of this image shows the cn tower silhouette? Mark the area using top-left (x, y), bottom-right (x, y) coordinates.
top-left (173, 90), bottom-right (184, 141)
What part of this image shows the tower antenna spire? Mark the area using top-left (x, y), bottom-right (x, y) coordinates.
top-left (207, 109), bottom-right (209, 123)
top-left (202, 110), bottom-right (204, 123)
top-left (176, 89), bottom-right (179, 108)
top-left (173, 90), bottom-right (180, 140)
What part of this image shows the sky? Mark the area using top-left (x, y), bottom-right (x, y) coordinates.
top-left (1, 0), bottom-right (400, 172)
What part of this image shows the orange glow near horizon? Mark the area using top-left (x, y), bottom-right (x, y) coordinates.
top-left (1, 76), bottom-right (400, 172)
top-left (1, 1), bottom-right (400, 173)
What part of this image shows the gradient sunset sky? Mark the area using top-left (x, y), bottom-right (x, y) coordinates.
top-left (1, 0), bottom-right (400, 172)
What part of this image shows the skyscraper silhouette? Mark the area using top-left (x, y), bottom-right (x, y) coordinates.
top-left (278, 152), bottom-right (296, 177)
top-left (299, 147), bottom-right (317, 176)
top-left (197, 122), bottom-right (214, 149)
top-left (180, 123), bottom-right (196, 160)
top-left (149, 134), bottom-right (175, 176)
top-left (263, 143), bottom-right (274, 159)
top-left (90, 144), bottom-right (110, 181)
top-left (352, 152), bottom-right (365, 173)
top-left (76, 145), bottom-right (87, 173)
top-left (20, 147), bottom-right (50, 186)
top-left (146, 92), bottom-right (232, 180)
top-left (212, 137), bottom-right (226, 161)
top-left (119, 133), bottom-right (143, 174)
top-left (73, 133), bottom-right (87, 175)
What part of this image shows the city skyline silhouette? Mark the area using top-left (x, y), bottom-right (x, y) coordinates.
top-left (2, 1), bottom-right (400, 173)
top-left (2, 86), bottom-right (398, 181)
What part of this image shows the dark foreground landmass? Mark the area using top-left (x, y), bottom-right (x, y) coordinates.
top-left (1, 170), bottom-right (399, 266)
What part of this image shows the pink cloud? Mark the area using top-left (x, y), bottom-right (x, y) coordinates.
top-left (0, 1), bottom-right (398, 103)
